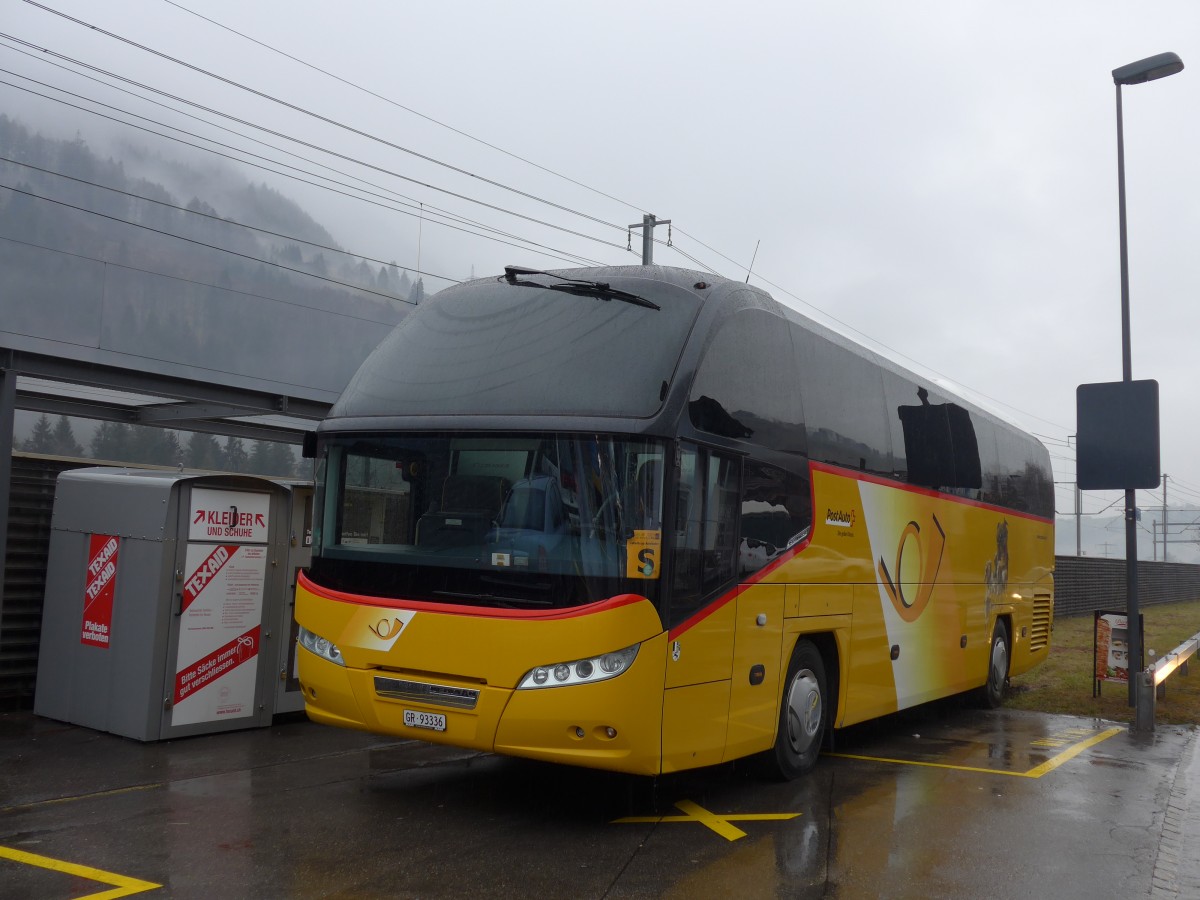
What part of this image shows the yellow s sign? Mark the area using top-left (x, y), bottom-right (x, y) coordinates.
top-left (625, 530), bottom-right (662, 579)
top-left (877, 514), bottom-right (945, 622)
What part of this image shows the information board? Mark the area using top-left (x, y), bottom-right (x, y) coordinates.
top-left (171, 488), bottom-right (272, 728)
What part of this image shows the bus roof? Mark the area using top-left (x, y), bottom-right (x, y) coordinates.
top-left (322, 263), bottom-right (1052, 517)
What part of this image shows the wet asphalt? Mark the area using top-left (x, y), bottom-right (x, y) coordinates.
top-left (1, 702), bottom-right (1197, 899)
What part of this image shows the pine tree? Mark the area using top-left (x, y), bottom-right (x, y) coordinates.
top-left (185, 432), bottom-right (222, 470)
top-left (51, 415), bottom-right (83, 457)
top-left (249, 440), bottom-right (272, 475)
top-left (355, 259), bottom-right (373, 288)
top-left (24, 414), bottom-right (55, 453)
top-left (273, 443), bottom-right (299, 477)
top-left (162, 430), bottom-right (183, 467)
top-left (128, 425), bottom-right (178, 465)
top-left (247, 440), bottom-right (299, 476)
top-left (221, 436), bottom-right (248, 472)
top-left (91, 422), bottom-right (132, 461)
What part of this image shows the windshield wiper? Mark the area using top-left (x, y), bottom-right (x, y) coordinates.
top-left (503, 265), bottom-right (660, 310)
top-left (432, 589), bottom-right (553, 608)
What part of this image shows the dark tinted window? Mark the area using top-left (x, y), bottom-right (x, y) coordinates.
top-left (885, 379), bottom-right (982, 492)
top-left (334, 276), bottom-right (701, 418)
top-left (309, 432), bottom-right (668, 609)
top-left (689, 308), bottom-right (805, 452)
top-left (671, 446), bottom-right (740, 622)
top-left (740, 461), bottom-right (812, 576)
top-left (794, 329), bottom-right (891, 474)
top-left (883, 372), bottom-right (1051, 516)
top-left (985, 425), bottom-right (1054, 517)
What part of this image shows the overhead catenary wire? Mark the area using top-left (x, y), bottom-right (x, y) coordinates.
top-left (0, 66), bottom-right (611, 270)
top-left (0, 146), bottom-right (601, 278)
top-left (0, 6), bottom-right (1168, 485)
top-left (152, 1), bottom-right (722, 278)
top-left (18, 2), bottom-right (630, 234)
top-left (1170, 475), bottom-right (1200, 491)
top-left (750, 263), bottom-right (1074, 435)
top-left (0, 233), bottom-right (408, 325)
top-left (0, 38), bottom-right (613, 261)
top-left (2, 15), bottom-right (1074, 437)
top-left (0, 49), bottom-right (629, 262)
top-left (1033, 432), bottom-right (1076, 448)
top-left (1, 154), bottom-right (445, 278)
top-left (1164, 481), bottom-right (1200, 504)
top-left (0, 238), bottom-right (405, 393)
top-left (0, 180), bottom-right (420, 303)
top-left (160, 0), bottom-right (648, 219)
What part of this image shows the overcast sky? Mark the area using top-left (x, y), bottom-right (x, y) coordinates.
top-left (6, 0), bottom-right (1200, 538)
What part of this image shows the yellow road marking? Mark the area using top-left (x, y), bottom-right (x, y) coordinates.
top-left (828, 726), bottom-right (1123, 779)
top-left (613, 799), bottom-right (800, 841)
top-left (828, 752), bottom-right (1032, 777)
top-left (1023, 726), bottom-right (1124, 778)
top-left (0, 845), bottom-right (160, 898)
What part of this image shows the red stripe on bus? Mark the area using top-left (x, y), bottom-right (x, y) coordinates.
top-left (808, 460), bottom-right (1054, 524)
top-left (666, 534), bottom-right (812, 641)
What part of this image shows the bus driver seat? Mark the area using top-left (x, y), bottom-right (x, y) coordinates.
top-left (416, 474), bottom-right (508, 548)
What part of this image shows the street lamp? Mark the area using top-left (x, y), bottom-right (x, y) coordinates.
top-left (1112, 51), bottom-right (1183, 707)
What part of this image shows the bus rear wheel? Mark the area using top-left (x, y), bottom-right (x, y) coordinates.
top-left (980, 619), bottom-right (1010, 709)
top-left (764, 639), bottom-right (827, 780)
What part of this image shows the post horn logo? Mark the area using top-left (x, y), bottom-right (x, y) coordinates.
top-left (878, 514), bottom-right (946, 623)
top-left (369, 617), bottom-right (406, 641)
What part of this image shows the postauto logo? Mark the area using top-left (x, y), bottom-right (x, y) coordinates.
top-left (824, 508), bottom-right (857, 527)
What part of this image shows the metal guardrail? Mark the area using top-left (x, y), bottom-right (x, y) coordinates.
top-left (1134, 630), bottom-right (1200, 732)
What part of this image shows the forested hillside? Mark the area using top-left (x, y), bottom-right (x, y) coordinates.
top-left (0, 114), bottom-right (423, 307)
top-left (1, 115), bottom-right (421, 474)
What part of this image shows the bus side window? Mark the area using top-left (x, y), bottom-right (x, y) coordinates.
top-left (671, 445), bottom-right (740, 621)
top-left (739, 461), bottom-right (811, 576)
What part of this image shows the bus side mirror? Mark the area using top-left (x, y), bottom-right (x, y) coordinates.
top-left (302, 431), bottom-right (318, 459)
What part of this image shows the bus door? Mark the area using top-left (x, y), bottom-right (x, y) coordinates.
top-left (724, 583), bottom-right (785, 761)
top-left (661, 445), bottom-right (740, 772)
top-left (724, 460), bottom-right (811, 760)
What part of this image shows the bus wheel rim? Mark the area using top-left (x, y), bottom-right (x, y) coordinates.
top-left (990, 636), bottom-right (1008, 689)
top-left (786, 668), bottom-right (822, 756)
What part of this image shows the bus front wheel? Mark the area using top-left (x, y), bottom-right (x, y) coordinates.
top-left (980, 619), bottom-right (1010, 709)
top-left (764, 639), bottom-right (827, 780)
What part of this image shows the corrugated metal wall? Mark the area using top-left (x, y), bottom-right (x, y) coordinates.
top-left (2, 454), bottom-right (88, 707)
top-left (1053, 555), bottom-right (1200, 617)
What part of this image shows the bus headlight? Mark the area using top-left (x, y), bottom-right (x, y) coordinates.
top-left (517, 644), bottom-right (639, 690)
top-left (298, 626), bottom-right (345, 667)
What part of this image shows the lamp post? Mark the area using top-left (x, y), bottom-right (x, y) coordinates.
top-left (1112, 51), bottom-right (1183, 706)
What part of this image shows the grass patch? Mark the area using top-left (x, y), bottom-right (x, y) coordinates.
top-left (1006, 598), bottom-right (1200, 725)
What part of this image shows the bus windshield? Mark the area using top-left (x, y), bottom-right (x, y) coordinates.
top-left (309, 432), bottom-right (667, 610)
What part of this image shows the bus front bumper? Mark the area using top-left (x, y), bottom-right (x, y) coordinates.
top-left (297, 633), bottom-right (668, 775)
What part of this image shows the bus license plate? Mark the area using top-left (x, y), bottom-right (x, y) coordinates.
top-left (403, 709), bottom-right (447, 732)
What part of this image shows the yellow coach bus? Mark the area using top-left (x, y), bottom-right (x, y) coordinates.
top-left (295, 265), bottom-right (1054, 778)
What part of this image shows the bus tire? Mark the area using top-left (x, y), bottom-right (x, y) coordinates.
top-left (764, 639), bottom-right (827, 780)
top-left (980, 619), bottom-right (1010, 709)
